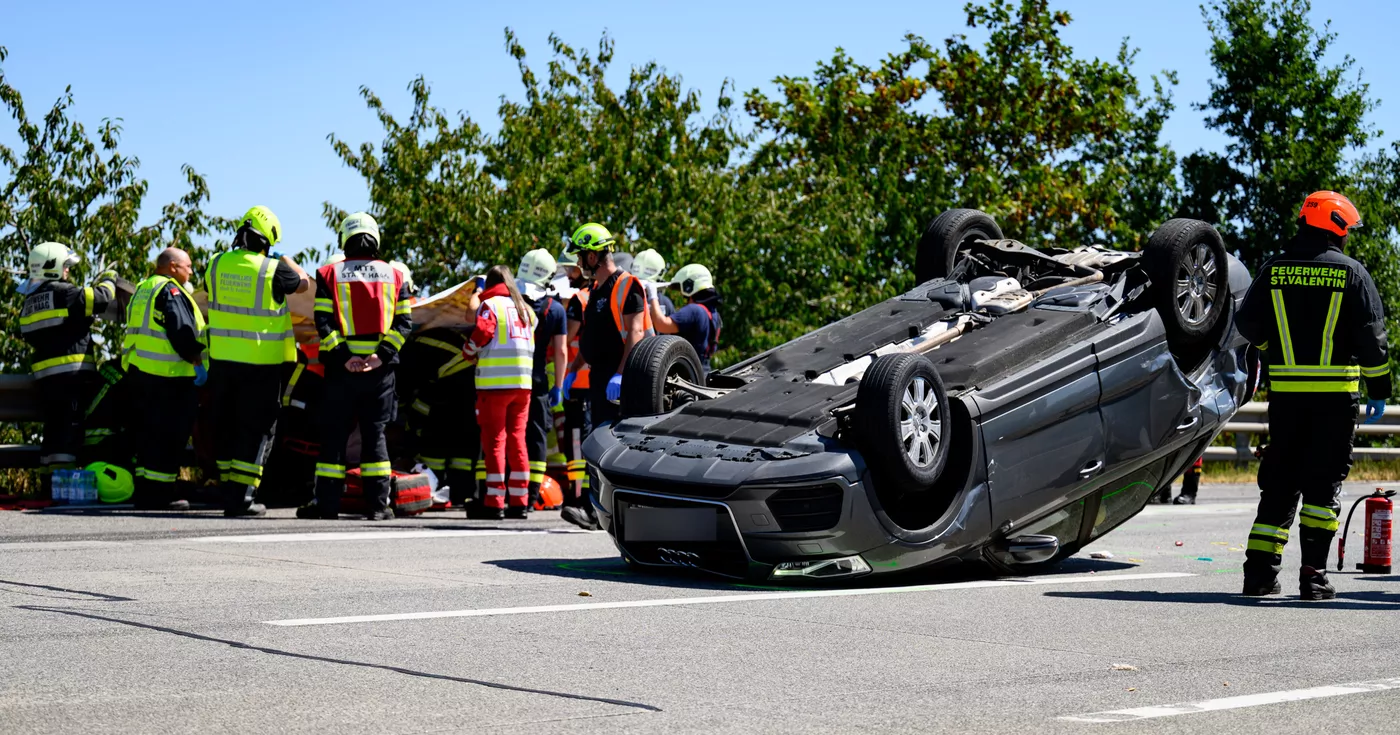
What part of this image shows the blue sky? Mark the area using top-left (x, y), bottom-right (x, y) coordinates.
top-left (4, 0), bottom-right (1399, 258)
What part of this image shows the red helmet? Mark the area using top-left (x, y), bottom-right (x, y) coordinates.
top-left (1298, 191), bottom-right (1362, 238)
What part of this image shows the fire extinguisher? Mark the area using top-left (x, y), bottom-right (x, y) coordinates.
top-left (1338, 488), bottom-right (1396, 573)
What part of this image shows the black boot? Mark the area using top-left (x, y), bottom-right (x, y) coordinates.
top-left (366, 508), bottom-right (395, 521)
top-left (467, 503), bottom-right (505, 521)
top-left (1241, 575), bottom-right (1281, 596)
top-left (296, 501), bottom-right (337, 520)
top-left (1172, 493), bottom-right (1196, 505)
top-left (225, 503), bottom-right (267, 518)
top-left (506, 505), bottom-right (531, 519)
top-left (1299, 566), bottom-right (1336, 601)
top-left (561, 505), bottom-right (600, 530)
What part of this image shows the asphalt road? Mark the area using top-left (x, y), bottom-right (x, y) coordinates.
top-left (2, 482), bottom-right (1398, 734)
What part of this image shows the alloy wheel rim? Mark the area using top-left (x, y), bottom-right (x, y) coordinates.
top-left (899, 376), bottom-right (942, 468)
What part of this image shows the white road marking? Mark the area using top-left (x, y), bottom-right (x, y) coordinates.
top-left (178, 528), bottom-right (593, 545)
top-left (1136, 503), bottom-right (1255, 517)
top-left (264, 571), bottom-right (1193, 627)
top-left (1060, 676), bottom-right (1400, 723)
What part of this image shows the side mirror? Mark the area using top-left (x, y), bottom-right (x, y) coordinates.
top-left (1005, 534), bottom-right (1060, 564)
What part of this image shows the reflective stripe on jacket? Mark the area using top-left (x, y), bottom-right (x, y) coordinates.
top-left (205, 250), bottom-right (294, 365)
top-left (475, 295), bottom-right (535, 391)
top-left (122, 275), bottom-right (206, 377)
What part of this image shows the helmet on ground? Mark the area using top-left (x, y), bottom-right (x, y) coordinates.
top-left (389, 261), bottom-right (415, 292)
top-left (566, 223), bottom-right (615, 253)
top-left (339, 212), bottom-right (380, 248)
top-left (518, 249), bottom-right (557, 287)
top-left (670, 263), bottom-right (714, 297)
top-left (632, 249), bottom-right (666, 282)
top-left (238, 206), bottom-right (282, 246)
top-left (1298, 191), bottom-right (1363, 238)
top-left (534, 475), bottom-right (564, 510)
top-left (87, 462), bottom-right (134, 504)
top-left (28, 242), bottom-right (80, 281)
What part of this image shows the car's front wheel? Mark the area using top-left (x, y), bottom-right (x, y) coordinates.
top-left (620, 335), bottom-right (705, 418)
top-left (854, 353), bottom-right (951, 492)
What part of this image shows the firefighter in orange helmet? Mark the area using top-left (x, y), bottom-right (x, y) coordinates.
top-left (1235, 191), bottom-right (1391, 600)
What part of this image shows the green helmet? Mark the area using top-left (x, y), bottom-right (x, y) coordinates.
top-left (238, 206), bottom-right (282, 247)
top-left (339, 212), bottom-right (380, 248)
top-left (518, 249), bottom-right (557, 287)
top-left (633, 249), bottom-right (666, 282)
top-left (566, 222), bottom-right (615, 253)
top-left (28, 241), bottom-right (80, 281)
top-left (87, 462), bottom-right (134, 504)
top-left (671, 263), bottom-right (714, 297)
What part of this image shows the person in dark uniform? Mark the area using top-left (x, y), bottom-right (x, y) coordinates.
top-left (18, 241), bottom-right (118, 484)
top-left (561, 223), bottom-right (648, 429)
top-left (396, 326), bottom-right (483, 515)
top-left (559, 223), bottom-right (648, 530)
top-left (120, 247), bottom-right (206, 510)
top-left (649, 263), bottom-right (722, 375)
top-left (205, 206), bottom-right (311, 517)
top-left (300, 212), bottom-right (413, 520)
top-left (1235, 191), bottom-right (1391, 600)
top-left (557, 251), bottom-right (595, 528)
top-left (517, 249), bottom-right (568, 511)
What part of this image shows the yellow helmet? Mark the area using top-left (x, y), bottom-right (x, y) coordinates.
top-left (87, 462), bottom-right (135, 504)
top-left (633, 249), bottom-right (666, 281)
top-left (566, 222), bottom-right (615, 253)
top-left (238, 206), bottom-right (282, 246)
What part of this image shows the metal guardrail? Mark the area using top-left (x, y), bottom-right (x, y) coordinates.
top-left (1209, 401), bottom-right (1400, 462)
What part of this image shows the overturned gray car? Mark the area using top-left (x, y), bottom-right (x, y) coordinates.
top-left (583, 210), bottom-right (1257, 581)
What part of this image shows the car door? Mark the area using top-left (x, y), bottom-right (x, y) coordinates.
top-left (1094, 311), bottom-right (1203, 471)
top-left (975, 340), bottom-right (1106, 533)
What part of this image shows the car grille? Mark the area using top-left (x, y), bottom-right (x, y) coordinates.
top-left (602, 469), bottom-right (736, 499)
top-left (614, 492), bottom-right (753, 578)
top-left (765, 484), bottom-right (844, 532)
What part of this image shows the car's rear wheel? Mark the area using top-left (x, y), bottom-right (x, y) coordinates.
top-left (855, 353), bottom-right (951, 491)
top-left (1143, 219), bottom-right (1229, 347)
top-left (620, 335), bottom-right (705, 418)
top-left (915, 209), bottom-right (1004, 284)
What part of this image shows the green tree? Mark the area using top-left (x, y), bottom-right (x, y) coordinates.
top-left (1180, 0), bottom-right (1400, 381)
top-left (1, 45), bottom-right (229, 372)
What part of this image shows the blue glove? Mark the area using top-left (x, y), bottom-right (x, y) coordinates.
top-left (474, 275), bottom-right (487, 291)
top-left (561, 372), bottom-right (577, 401)
top-left (1365, 399), bottom-right (1386, 424)
top-left (549, 387), bottom-right (563, 409)
top-left (193, 363), bottom-right (208, 387)
top-left (606, 373), bottom-right (623, 402)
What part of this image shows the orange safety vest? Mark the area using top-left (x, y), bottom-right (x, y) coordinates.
top-left (607, 271), bottom-right (654, 340)
top-left (569, 286), bottom-right (591, 390)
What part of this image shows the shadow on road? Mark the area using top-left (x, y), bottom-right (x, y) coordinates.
top-left (487, 555), bottom-right (1142, 592)
top-left (1044, 588), bottom-right (1400, 611)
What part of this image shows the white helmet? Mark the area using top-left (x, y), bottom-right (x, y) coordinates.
top-left (389, 261), bottom-right (416, 292)
top-left (670, 264), bottom-right (714, 297)
top-left (632, 249), bottom-right (666, 282)
top-left (518, 248), bottom-right (557, 288)
top-left (28, 242), bottom-right (80, 281)
top-left (339, 212), bottom-right (381, 248)
top-left (324, 252), bottom-right (346, 267)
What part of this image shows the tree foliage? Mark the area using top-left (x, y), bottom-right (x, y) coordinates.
top-left (0, 45), bottom-right (229, 371)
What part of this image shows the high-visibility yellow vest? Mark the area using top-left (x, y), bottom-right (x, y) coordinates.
top-left (122, 275), bottom-right (206, 377)
top-left (475, 295), bottom-right (535, 391)
top-left (204, 250), bottom-right (294, 365)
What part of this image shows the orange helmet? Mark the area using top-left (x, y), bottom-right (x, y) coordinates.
top-left (1298, 191), bottom-right (1362, 238)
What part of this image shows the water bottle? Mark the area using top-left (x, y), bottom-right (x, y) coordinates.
top-left (53, 470), bottom-right (69, 504)
top-left (80, 471), bottom-right (96, 503)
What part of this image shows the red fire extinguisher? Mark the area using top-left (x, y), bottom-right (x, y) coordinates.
top-left (1338, 488), bottom-right (1396, 574)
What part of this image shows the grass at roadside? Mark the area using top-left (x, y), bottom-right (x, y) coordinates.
top-left (1200, 460), bottom-right (1400, 484)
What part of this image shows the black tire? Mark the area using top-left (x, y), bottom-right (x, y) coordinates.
top-left (620, 336), bottom-right (705, 418)
top-left (1142, 218), bottom-right (1229, 346)
top-left (915, 209), bottom-right (1004, 284)
top-left (854, 353), bottom-right (951, 492)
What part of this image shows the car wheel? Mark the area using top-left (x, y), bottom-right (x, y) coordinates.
top-left (1143, 218), bottom-right (1229, 346)
top-left (915, 209), bottom-right (1003, 284)
top-left (620, 335), bottom-right (705, 418)
top-left (855, 353), bottom-right (951, 492)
